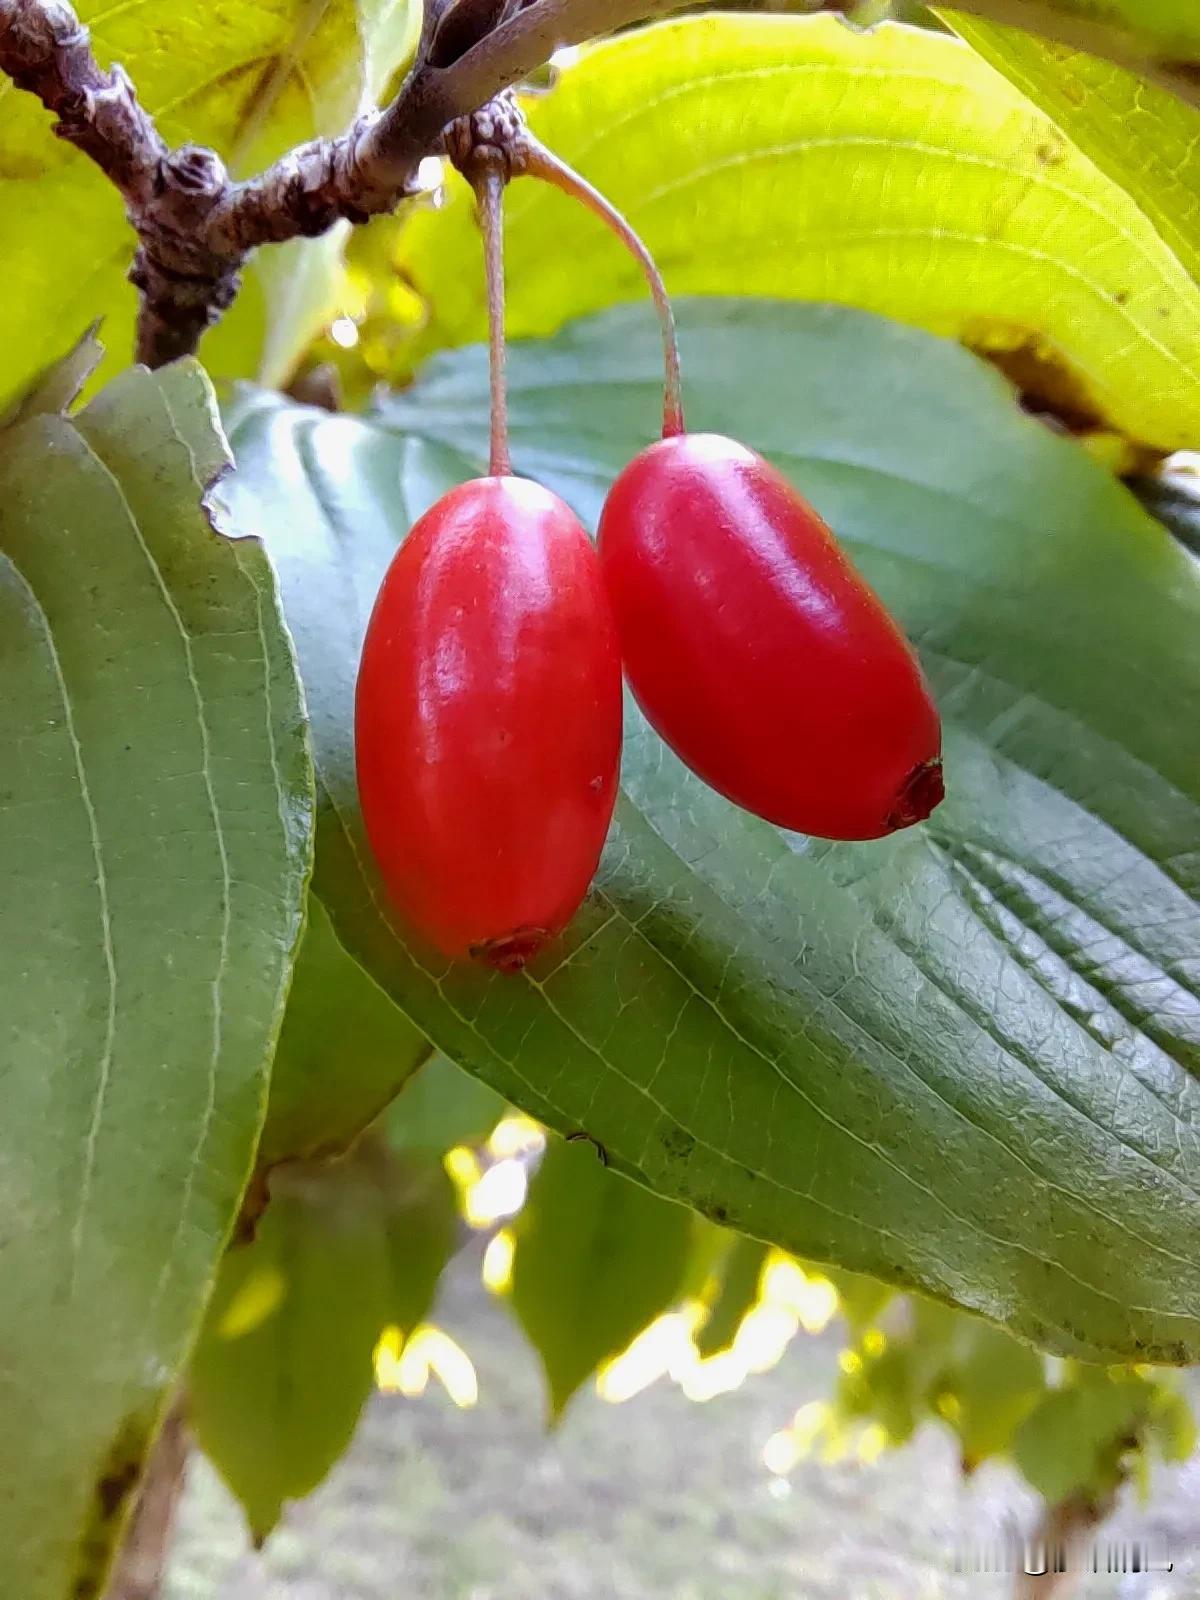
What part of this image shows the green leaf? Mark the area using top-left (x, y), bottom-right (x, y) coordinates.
top-left (936, 1), bottom-right (1200, 104)
top-left (221, 297), bottom-right (1200, 1364)
top-left (679, 1217), bottom-right (738, 1302)
top-left (381, 13), bottom-right (1200, 451)
top-left (261, 893), bottom-right (431, 1169)
top-left (385, 1052), bottom-right (508, 1156)
top-left (381, 1153), bottom-right (461, 1339)
top-left (1, 322), bottom-right (103, 427)
top-left (0, 354), bottom-right (312, 1600)
top-left (0, 0), bottom-right (420, 407)
top-left (191, 1149), bottom-right (389, 1543)
top-left (944, 1323), bottom-right (1046, 1467)
top-left (821, 1267), bottom-right (896, 1333)
top-left (1011, 1367), bottom-right (1154, 1502)
top-left (509, 1138), bottom-right (693, 1418)
top-left (1144, 1380), bottom-right (1198, 1464)
top-left (694, 1237), bottom-right (770, 1359)
top-left (949, 16), bottom-right (1200, 289)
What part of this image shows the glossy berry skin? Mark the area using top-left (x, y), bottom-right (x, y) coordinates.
top-left (597, 434), bottom-right (942, 841)
top-left (356, 476), bottom-right (622, 970)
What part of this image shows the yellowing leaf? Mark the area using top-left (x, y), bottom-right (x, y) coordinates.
top-left (948, 15), bottom-right (1200, 288)
top-left (939, 0), bottom-right (1200, 104)
top-left (386, 14), bottom-right (1200, 450)
top-left (0, 0), bottom-right (420, 405)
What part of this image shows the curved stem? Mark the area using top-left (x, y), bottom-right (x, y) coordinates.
top-left (519, 132), bottom-right (685, 438)
top-left (476, 166), bottom-right (512, 477)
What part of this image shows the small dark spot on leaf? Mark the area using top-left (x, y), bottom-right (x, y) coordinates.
top-left (97, 1460), bottom-right (138, 1521)
top-left (661, 1126), bottom-right (695, 1160)
top-left (1113, 289), bottom-right (1130, 306)
top-left (1160, 58), bottom-right (1200, 89)
top-left (0, 150), bottom-right (53, 181)
top-left (1036, 140), bottom-right (1065, 166)
top-left (71, 1412), bottom-right (153, 1600)
top-left (709, 1203), bottom-right (730, 1225)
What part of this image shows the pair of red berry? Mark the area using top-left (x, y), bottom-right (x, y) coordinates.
top-left (355, 430), bottom-right (942, 971)
top-left (354, 121), bottom-right (942, 973)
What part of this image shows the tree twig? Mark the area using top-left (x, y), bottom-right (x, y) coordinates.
top-left (0, 0), bottom-right (681, 369)
top-left (102, 1394), bottom-right (190, 1600)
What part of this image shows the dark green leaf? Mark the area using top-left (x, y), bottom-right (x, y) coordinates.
top-left (382, 1155), bottom-right (461, 1338)
top-left (221, 298), bottom-right (1200, 1363)
top-left (945, 1324), bottom-right (1046, 1468)
top-left (261, 893), bottom-right (431, 1169)
top-left (1011, 1369), bottom-right (1152, 1502)
top-left (509, 1138), bottom-right (693, 1418)
top-left (385, 1053), bottom-right (507, 1156)
top-left (0, 355), bottom-right (312, 1600)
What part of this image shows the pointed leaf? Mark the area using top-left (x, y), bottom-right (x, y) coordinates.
top-left (945, 1324), bottom-right (1046, 1467)
top-left (190, 1153), bottom-right (390, 1543)
top-left (694, 1237), bottom-right (770, 1360)
top-left (0, 354), bottom-right (312, 1600)
top-left (190, 1139), bottom-right (459, 1540)
top-left (937, 2), bottom-right (1200, 103)
top-left (509, 1138), bottom-right (693, 1417)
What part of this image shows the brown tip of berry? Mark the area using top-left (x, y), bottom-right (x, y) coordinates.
top-left (886, 759), bottom-right (945, 832)
top-left (470, 927), bottom-right (549, 974)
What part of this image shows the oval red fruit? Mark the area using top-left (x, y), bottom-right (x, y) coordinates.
top-left (356, 476), bottom-right (622, 969)
top-left (597, 433), bottom-right (942, 841)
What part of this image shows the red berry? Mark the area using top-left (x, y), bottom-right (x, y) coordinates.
top-left (597, 433), bottom-right (942, 841)
top-left (355, 476), bottom-right (622, 969)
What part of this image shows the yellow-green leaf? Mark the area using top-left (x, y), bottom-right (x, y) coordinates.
top-left (936, 0), bottom-right (1200, 104)
top-left (948, 15), bottom-right (1200, 288)
top-left (385, 14), bottom-right (1200, 451)
top-left (0, 0), bottom-right (420, 407)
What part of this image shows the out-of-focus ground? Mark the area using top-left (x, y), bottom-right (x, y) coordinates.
top-left (166, 1249), bottom-right (1200, 1600)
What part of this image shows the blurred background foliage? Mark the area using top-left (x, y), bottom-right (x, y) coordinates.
top-left (188, 1053), bottom-right (1197, 1551)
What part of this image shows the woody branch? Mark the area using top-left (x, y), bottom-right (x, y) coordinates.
top-left (0, 0), bottom-right (683, 370)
